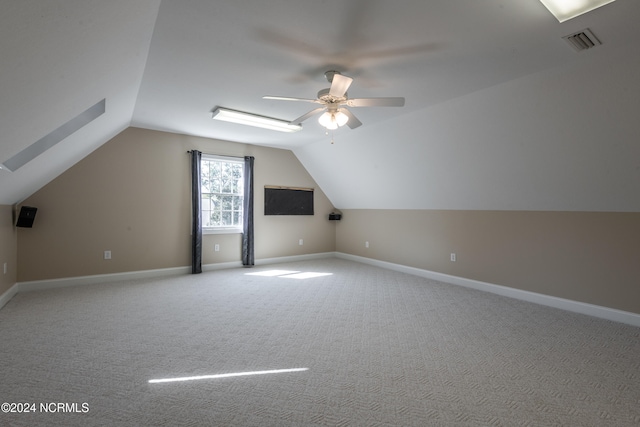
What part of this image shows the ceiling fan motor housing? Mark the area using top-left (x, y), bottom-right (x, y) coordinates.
top-left (317, 88), bottom-right (347, 106)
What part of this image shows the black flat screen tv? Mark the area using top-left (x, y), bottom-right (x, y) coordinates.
top-left (264, 187), bottom-right (313, 215)
top-left (16, 206), bottom-right (38, 228)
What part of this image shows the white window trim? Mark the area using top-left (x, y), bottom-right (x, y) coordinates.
top-left (203, 227), bottom-right (242, 235)
top-left (202, 154), bottom-right (243, 162)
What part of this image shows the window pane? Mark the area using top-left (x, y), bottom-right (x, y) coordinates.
top-left (232, 164), bottom-right (242, 194)
top-left (201, 162), bottom-right (211, 193)
top-left (212, 162), bottom-right (221, 193)
top-left (221, 211), bottom-right (232, 226)
top-left (219, 195), bottom-right (230, 211)
top-left (212, 195), bottom-right (220, 225)
top-left (221, 163), bottom-right (231, 193)
top-left (202, 210), bottom-right (213, 227)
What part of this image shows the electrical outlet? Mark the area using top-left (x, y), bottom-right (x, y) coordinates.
top-left (299, 239), bottom-right (304, 246)
top-left (450, 253), bottom-right (456, 262)
top-left (214, 244), bottom-right (220, 252)
top-left (3, 262), bottom-right (6, 274)
top-left (104, 250), bottom-right (112, 260)
top-left (365, 241), bottom-right (369, 248)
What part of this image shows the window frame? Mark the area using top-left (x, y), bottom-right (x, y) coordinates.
top-left (200, 154), bottom-right (244, 235)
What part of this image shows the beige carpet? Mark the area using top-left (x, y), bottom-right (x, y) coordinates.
top-left (0, 258), bottom-right (638, 426)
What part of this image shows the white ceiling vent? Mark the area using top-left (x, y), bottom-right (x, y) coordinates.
top-left (563, 28), bottom-right (602, 52)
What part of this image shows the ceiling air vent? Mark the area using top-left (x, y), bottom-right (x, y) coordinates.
top-left (563, 28), bottom-right (602, 52)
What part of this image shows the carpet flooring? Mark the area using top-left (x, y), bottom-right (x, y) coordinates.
top-left (0, 258), bottom-right (638, 426)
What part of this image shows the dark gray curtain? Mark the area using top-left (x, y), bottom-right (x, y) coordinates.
top-left (190, 150), bottom-right (202, 274)
top-left (242, 156), bottom-right (255, 266)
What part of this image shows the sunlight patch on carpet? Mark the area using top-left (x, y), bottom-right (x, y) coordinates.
top-left (148, 368), bottom-right (309, 384)
top-left (245, 270), bottom-right (333, 279)
top-left (245, 270), bottom-right (301, 277)
top-left (281, 272), bottom-right (333, 279)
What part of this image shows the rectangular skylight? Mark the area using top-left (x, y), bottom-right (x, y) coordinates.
top-left (539, 0), bottom-right (617, 22)
top-left (1, 99), bottom-right (106, 172)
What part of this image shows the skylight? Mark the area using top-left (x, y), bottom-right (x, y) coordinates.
top-left (1, 99), bottom-right (106, 172)
top-left (538, 0), bottom-right (617, 22)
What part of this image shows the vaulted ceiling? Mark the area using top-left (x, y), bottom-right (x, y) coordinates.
top-left (1, 0), bottom-right (639, 210)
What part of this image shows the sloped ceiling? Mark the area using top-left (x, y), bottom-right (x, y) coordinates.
top-left (0, 0), bottom-right (161, 204)
top-left (1, 0), bottom-right (639, 211)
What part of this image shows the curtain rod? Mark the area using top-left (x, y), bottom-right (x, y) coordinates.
top-left (186, 151), bottom-right (245, 160)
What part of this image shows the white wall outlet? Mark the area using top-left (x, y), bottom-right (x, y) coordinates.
top-left (3, 262), bottom-right (6, 274)
top-left (299, 239), bottom-right (304, 246)
top-left (450, 253), bottom-right (456, 262)
top-left (214, 244), bottom-right (220, 252)
top-left (365, 241), bottom-right (369, 248)
top-left (104, 250), bottom-right (112, 260)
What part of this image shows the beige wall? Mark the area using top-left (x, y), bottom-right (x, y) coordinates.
top-left (17, 128), bottom-right (336, 282)
top-left (10, 127), bottom-right (639, 317)
top-left (337, 209), bottom-right (640, 314)
top-left (0, 205), bottom-right (18, 294)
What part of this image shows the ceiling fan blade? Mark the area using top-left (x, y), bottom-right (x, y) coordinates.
top-left (329, 74), bottom-right (353, 98)
top-left (263, 95), bottom-right (320, 103)
top-left (291, 107), bottom-right (326, 125)
top-left (346, 97), bottom-right (405, 107)
top-left (342, 109), bottom-right (362, 129)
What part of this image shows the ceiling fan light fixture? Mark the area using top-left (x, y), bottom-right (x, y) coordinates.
top-left (538, 0), bottom-right (616, 22)
top-left (335, 110), bottom-right (349, 127)
top-left (212, 107), bottom-right (301, 133)
top-left (318, 110), bottom-right (349, 130)
top-left (318, 112), bottom-right (338, 130)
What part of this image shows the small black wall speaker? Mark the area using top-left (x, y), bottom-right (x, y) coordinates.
top-left (16, 206), bottom-right (37, 228)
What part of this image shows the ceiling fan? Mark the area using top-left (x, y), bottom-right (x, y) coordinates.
top-left (263, 70), bottom-right (404, 130)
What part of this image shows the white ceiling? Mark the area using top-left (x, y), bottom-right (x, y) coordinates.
top-left (1, 0), bottom-right (639, 210)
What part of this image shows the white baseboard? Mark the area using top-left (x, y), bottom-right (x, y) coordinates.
top-left (0, 282), bottom-right (20, 310)
top-left (18, 266), bottom-right (192, 293)
top-left (335, 252), bottom-right (640, 328)
top-left (1, 252), bottom-right (338, 309)
top-left (202, 261), bottom-right (243, 271)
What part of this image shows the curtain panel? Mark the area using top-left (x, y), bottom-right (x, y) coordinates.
top-left (242, 156), bottom-right (255, 266)
top-left (190, 150), bottom-right (202, 274)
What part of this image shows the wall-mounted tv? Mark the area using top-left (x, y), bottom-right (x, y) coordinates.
top-left (16, 206), bottom-right (38, 228)
top-left (264, 186), bottom-right (314, 215)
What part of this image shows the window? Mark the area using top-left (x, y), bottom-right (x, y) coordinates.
top-left (201, 155), bottom-right (244, 233)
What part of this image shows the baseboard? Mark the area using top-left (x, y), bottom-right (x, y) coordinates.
top-left (8, 252), bottom-right (337, 301)
top-left (335, 252), bottom-right (640, 328)
top-left (18, 266), bottom-right (192, 293)
top-left (202, 261), bottom-right (243, 271)
top-left (0, 283), bottom-right (20, 310)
